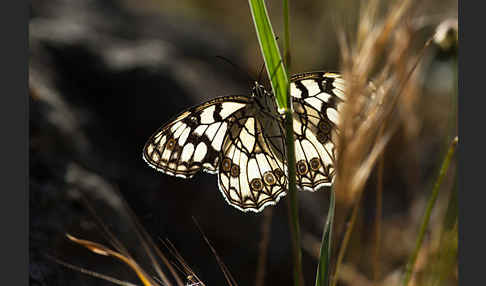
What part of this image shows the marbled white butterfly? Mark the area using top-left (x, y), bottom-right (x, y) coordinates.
top-left (143, 72), bottom-right (345, 212)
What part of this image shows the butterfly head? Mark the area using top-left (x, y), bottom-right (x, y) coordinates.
top-left (251, 81), bottom-right (279, 115)
top-left (251, 81), bottom-right (267, 98)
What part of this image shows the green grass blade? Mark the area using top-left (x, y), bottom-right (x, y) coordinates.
top-left (315, 188), bottom-right (335, 286)
top-left (402, 136), bottom-right (458, 286)
top-left (248, 0), bottom-right (289, 111)
top-left (248, 2), bottom-right (302, 286)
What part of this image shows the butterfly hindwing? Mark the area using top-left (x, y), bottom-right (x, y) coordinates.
top-left (217, 112), bottom-right (288, 212)
top-left (289, 72), bottom-right (345, 191)
top-left (143, 96), bottom-right (250, 178)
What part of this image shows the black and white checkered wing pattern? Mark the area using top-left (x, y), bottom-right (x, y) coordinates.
top-left (143, 96), bottom-right (250, 178)
top-left (217, 111), bottom-right (287, 212)
top-left (289, 72), bottom-right (345, 191)
top-left (143, 72), bottom-right (346, 213)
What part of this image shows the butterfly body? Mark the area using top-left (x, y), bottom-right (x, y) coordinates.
top-left (143, 72), bottom-right (345, 212)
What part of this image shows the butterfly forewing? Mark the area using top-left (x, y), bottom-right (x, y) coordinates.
top-left (289, 72), bottom-right (345, 191)
top-left (143, 96), bottom-right (251, 178)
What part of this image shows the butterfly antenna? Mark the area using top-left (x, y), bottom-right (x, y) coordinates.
top-left (257, 63), bottom-right (266, 85)
top-left (215, 56), bottom-right (255, 84)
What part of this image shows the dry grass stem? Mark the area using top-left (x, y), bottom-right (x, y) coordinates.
top-left (332, 193), bottom-right (362, 286)
top-left (335, 0), bottom-right (421, 206)
top-left (332, 0), bottom-right (432, 283)
top-left (53, 170), bottom-right (204, 286)
top-left (373, 143), bottom-right (385, 283)
top-left (255, 208), bottom-right (273, 286)
top-left (66, 234), bottom-right (158, 286)
top-left (193, 217), bottom-right (239, 286)
top-left (48, 254), bottom-right (139, 286)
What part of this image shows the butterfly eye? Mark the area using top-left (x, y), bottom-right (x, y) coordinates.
top-left (296, 160), bottom-right (309, 175)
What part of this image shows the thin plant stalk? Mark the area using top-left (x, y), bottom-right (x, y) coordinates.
top-left (452, 54), bottom-right (457, 136)
top-left (193, 217), bottom-right (238, 286)
top-left (284, 98), bottom-right (303, 286)
top-left (429, 39), bottom-right (458, 286)
top-left (48, 254), bottom-right (139, 286)
top-left (433, 222), bottom-right (458, 286)
top-left (65, 234), bottom-right (157, 286)
top-left (282, 0), bottom-right (291, 69)
top-left (247, 1), bottom-right (302, 285)
top-left (331, 191), bottom-right (363, 286)
top-left (373, 128), bottom-right (385, 283)
top-left (429, 178), bottom-right (458, 286)
top-left (402, 136), bottom-right (458, 286)
top-left (315, 187), bottom-right (336, 286)
top-left (255, 209), bottom-right (273, 286)
top-left (281, 2), bottom-right (304, 286)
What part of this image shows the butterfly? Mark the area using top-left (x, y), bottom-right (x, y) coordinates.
top-left (143, 72), bottom-right (345, 213)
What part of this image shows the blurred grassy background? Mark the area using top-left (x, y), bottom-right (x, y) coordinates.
top-left (29, 0), bottom-right (457, 285)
